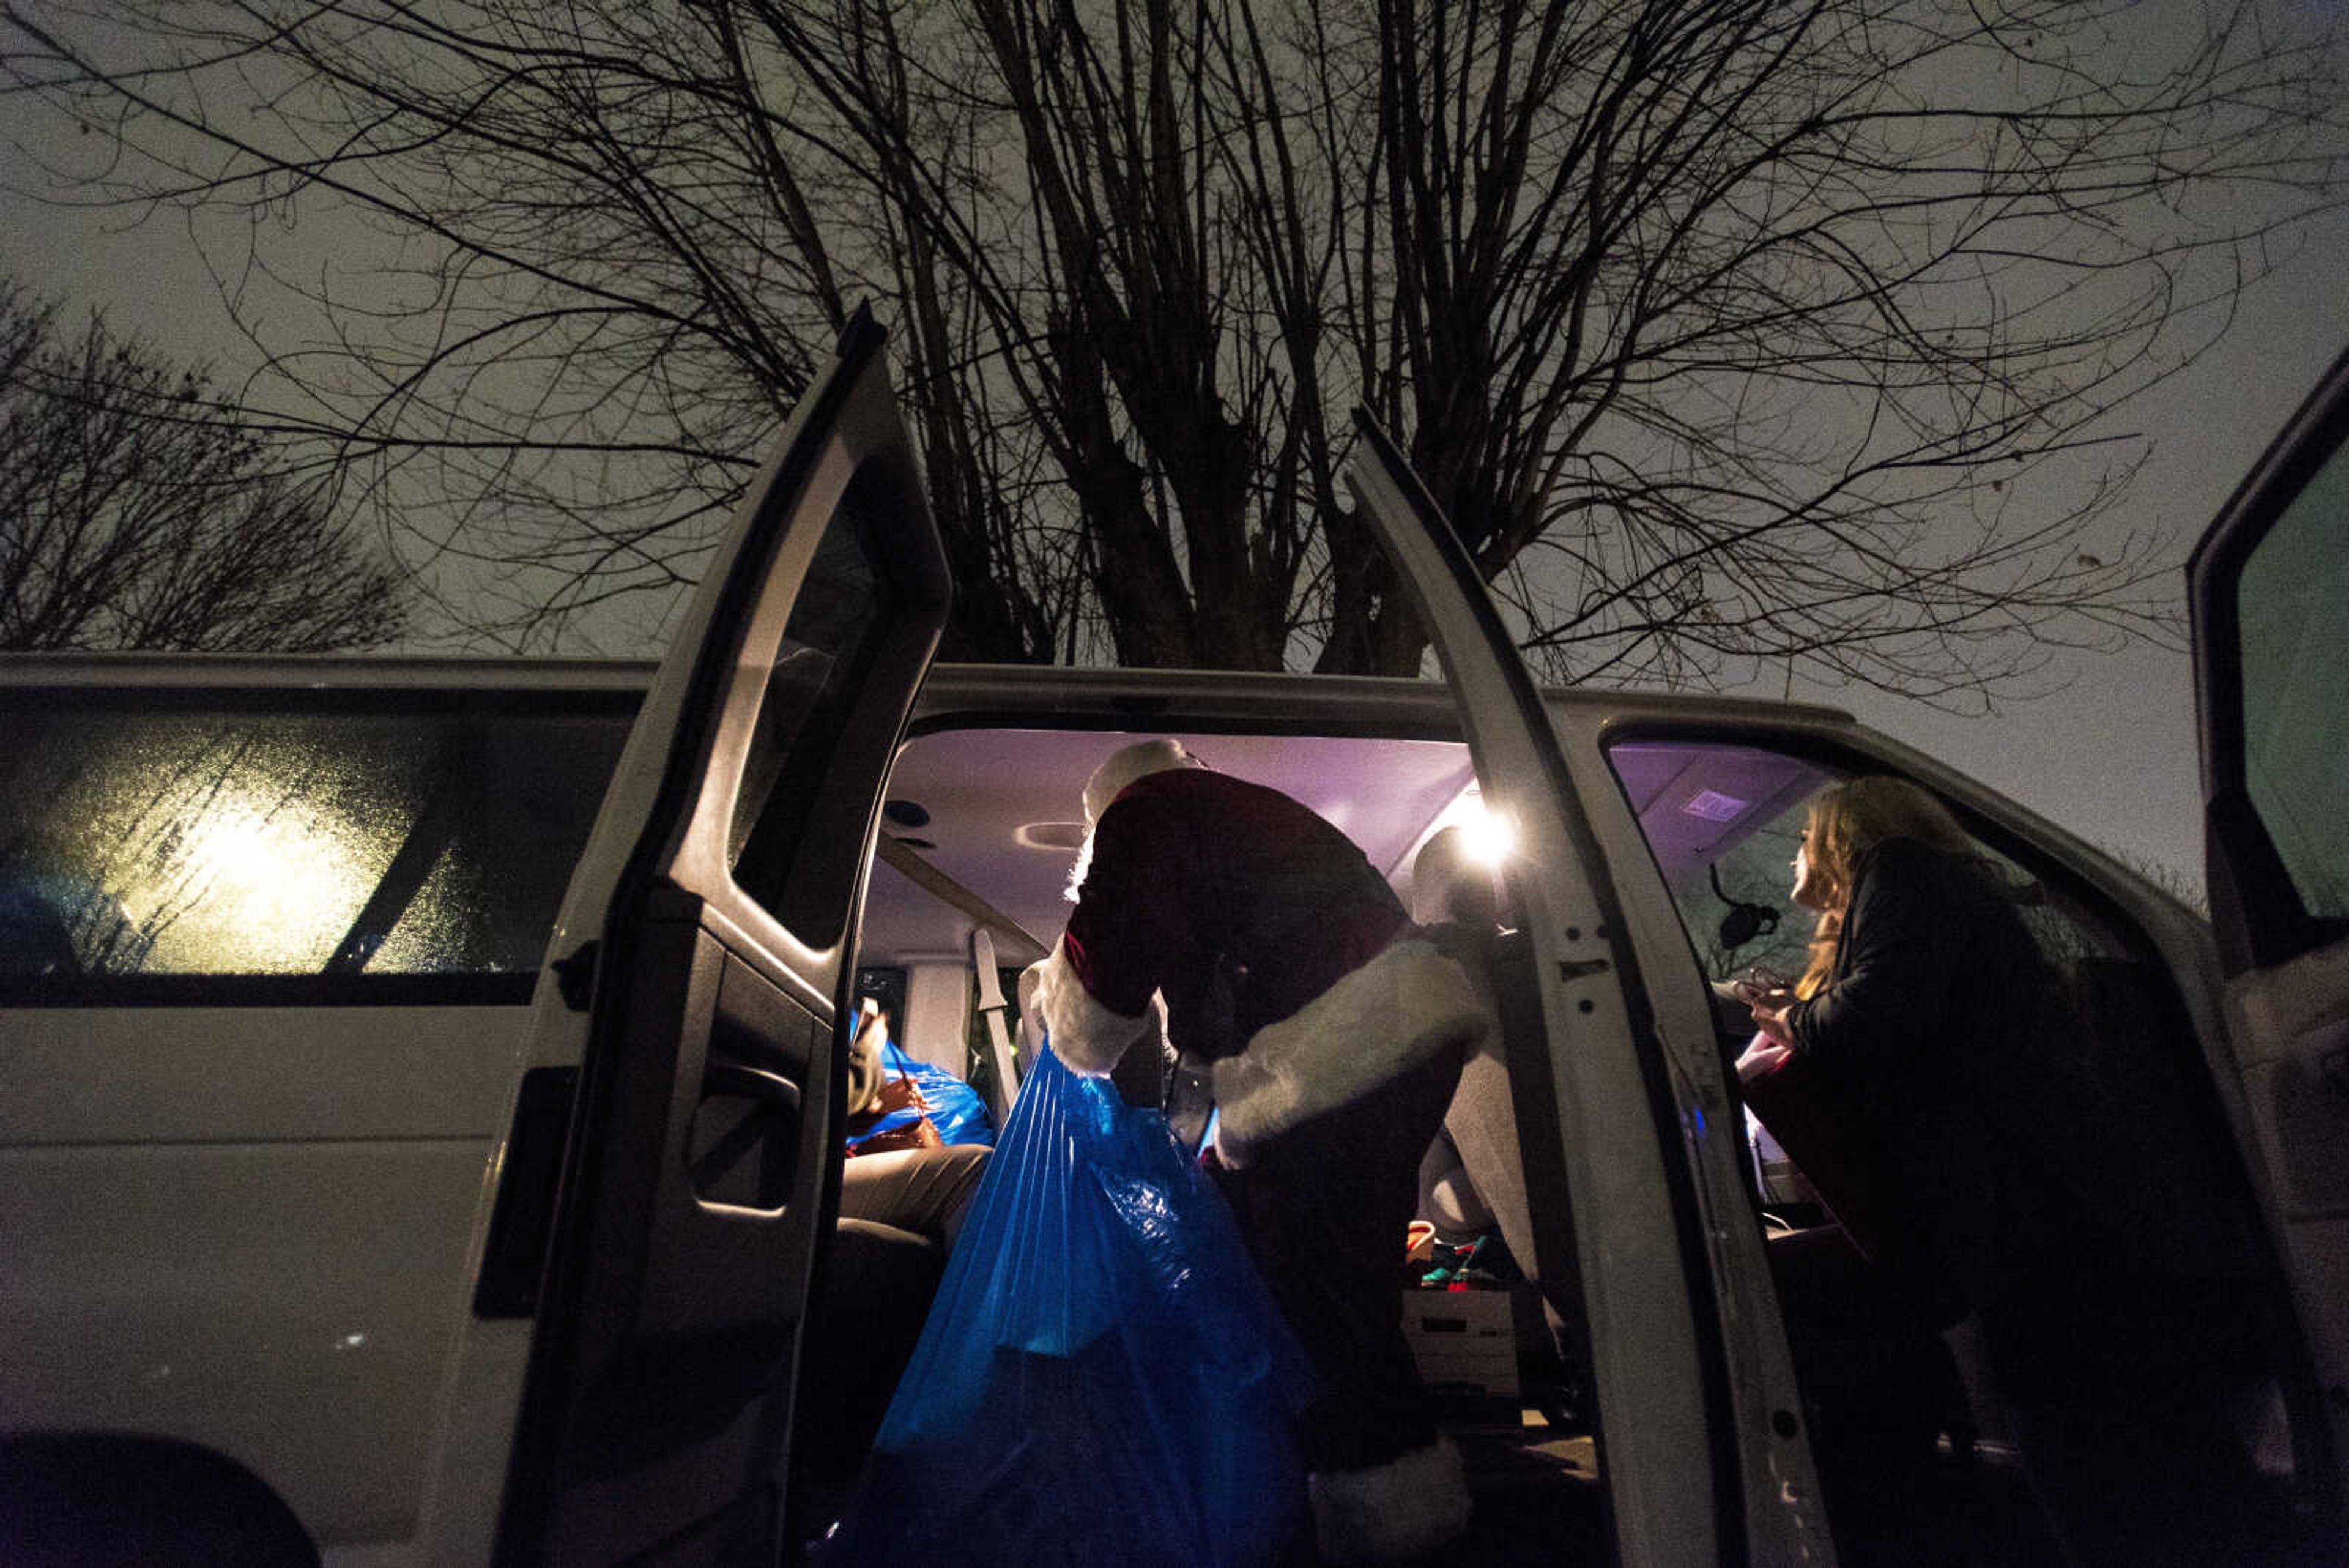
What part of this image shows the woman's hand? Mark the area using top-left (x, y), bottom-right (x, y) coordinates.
top-left (1735, 1033), bottom-right (1792, 1085)
top-left (1735, 1031), bottom-right (1793, 1085)
top-left (1748, 998), bottom-right (1794, 1047)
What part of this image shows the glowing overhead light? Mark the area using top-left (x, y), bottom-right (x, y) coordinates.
top-left (1419, 786), bottom-right (1517, 871)
top-left (1457, 800), bottom-right (1516, 866)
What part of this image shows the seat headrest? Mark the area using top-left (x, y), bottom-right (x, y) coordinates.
top-left (1411, 825), bottom-right (1501, 929)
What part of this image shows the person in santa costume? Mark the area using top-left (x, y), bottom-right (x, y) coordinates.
top-left (1023, 738), bottom-right (1492, 1564)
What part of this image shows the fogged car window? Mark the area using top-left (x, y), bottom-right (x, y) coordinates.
top-left (0, 702), bottom-right (633, 979)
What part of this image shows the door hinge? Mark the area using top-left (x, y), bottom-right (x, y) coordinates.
top-left (551, 941), bottom-right (599, 1012)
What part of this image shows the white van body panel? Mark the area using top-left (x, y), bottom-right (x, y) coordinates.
top-left (0, 1005), bottom-right (521, 1549)
top-left (2187, 344), bottom-right (2349, 1514)
top-left (1542, 701), bottom-right (1841, 1549)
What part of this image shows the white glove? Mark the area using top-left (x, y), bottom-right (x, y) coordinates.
top-left (1017, 957), bottom-right (1053, 1060)
top-left (1015, 940), bottom-right (1143, 1077)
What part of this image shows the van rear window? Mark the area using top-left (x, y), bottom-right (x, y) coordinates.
top-left (0, 692), bottom-right (636, 998)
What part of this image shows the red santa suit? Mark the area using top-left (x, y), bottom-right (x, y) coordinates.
top-left (1026, 746), bottom-right (1488, 1564)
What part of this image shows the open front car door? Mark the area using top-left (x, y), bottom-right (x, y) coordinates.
top-left (1342, 412), bottom-right (1824, 1566)
top-left (2189, 345), bottom-right (2349, 1536)
top-left (491, 311), bottom-right (949, 1564)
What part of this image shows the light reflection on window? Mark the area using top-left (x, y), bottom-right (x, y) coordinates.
top-left (93, 732), bottom-right (406, 974)
top-left (0, 705), bottom-right (632, 979)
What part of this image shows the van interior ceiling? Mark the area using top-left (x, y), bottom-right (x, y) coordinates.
top-left (1606, 741), bottom-right (1836, 889)
top-left (857, 726), bottom-right (1482, 1068)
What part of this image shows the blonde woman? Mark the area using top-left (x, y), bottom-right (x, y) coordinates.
top-left (1746, 776), bottom-right (2265, 1567)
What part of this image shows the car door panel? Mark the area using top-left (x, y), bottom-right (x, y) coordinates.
top-left (2235, 950), bottom-right (2349, 1212)
top-left (2191, 343), bottom-right (2349, 1522)
top-left (1342, 412), bottom-right (1823, 1566)
top-left (491, 310), bottom-right (949, 1565)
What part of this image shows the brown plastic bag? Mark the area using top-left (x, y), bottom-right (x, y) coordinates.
top-left (845, 1070), bottom-right (944, 1156)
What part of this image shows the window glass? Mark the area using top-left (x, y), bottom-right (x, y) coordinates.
top-left (0, 700), bottom-right (633, 980)
top-left (1605, 740), bottom-right (2092, 989)
top-left (852, 964), bottom-right (908, 1041)
top-left (1605, 740), bottom-right (1835, 985)
top-left (2235, 439), bottom-right (2349, 920)
top-left (729, 467), bottom-right (892, 946)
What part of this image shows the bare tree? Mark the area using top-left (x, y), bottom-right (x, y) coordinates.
top-left (0, 286), bottom-right (406, 652)
top-left (3, 0), bottom-right (2339, 683)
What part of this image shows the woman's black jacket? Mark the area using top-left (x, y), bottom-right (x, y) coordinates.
top-left (1781, 836), bottom-right (2157, 1312)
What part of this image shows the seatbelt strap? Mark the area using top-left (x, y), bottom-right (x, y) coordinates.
top-left (971, 928), bottom-right (1023, 1122)
top-left (876, 834), bottom-right (1047, 965)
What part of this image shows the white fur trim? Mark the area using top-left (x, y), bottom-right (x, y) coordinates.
top-left (1308, 1436), bottom-right (1472, 1564)
top-left (1211, 938), bottom-right (1490, 1167)
top-left (1029, 937), bottom-right (1151, 1077)
top-left (1082, 737), bottom-right (1200, 825)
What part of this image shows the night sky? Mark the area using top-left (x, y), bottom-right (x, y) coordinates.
top-left (5, 11), bottom-right (2343, 894)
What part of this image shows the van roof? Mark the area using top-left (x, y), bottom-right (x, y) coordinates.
top-left (0, 652), bottom-right (1859, 727)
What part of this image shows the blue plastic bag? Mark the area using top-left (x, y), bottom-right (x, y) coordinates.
top-left (821, 1045), bottom-right (1313, 1568)
top-left (845, 1037), bottom-right (996, 1151)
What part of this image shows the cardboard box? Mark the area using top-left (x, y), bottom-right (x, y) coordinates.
top-left (1401, 1287), bottom-right (1518, 1400)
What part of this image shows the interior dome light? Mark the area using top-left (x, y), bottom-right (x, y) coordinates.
top-left (1460, 801), bottom-right (1516, 866)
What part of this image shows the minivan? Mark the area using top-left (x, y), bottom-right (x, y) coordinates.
top-left (1, 313), bottom-right (2342, 1566)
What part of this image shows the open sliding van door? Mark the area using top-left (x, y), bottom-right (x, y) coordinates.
top-left (2189, 346), bottom-right (2349, 1531)
top-left (1343, 414), bottom-right (1819, 1566)
top-left (490, 311), bottom-right (949, 1565)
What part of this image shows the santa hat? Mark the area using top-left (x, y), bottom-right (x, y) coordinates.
top-left (1082, 737), bottom-right (1201, 825)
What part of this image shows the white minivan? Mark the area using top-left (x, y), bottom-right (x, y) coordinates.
top-left (1, 312), bottom-right (2342, 1567)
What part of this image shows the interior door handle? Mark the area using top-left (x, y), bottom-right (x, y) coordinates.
top-left (703, 1063), bottom-right (804, 1119)
top-left (689, 1063), bottom-right (804, 1209)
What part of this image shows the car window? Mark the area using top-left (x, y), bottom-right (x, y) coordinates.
top-left (727, 465), bottom-right (897, 946)
top-left (0, 694), bottom-right (634, 987)
top-left (1603, 739), bottom-right (2090, 988)
top-left (2233, 435), bottom-right (2349, 922)
top-left (1605, 740), bottom-right (1833, 985)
